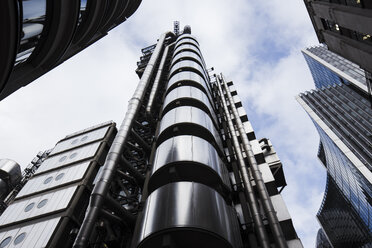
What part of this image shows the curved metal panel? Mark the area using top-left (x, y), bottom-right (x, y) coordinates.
top-left (158, 106), bottom-right (221, 146)
top-left (148, 135), bottom-right (231, 194)
top-left (163, 86), bottom-right (217, 123)
top-left (175, 38), bottom-right (200, 51)
top-left (176, 34), bottom-right (199, 45)
top-left (15, 0), bottom-right (47, 65)
top-left (132, 182), bottom-right (242, 248)
top-left (173, 43), bottom-right (203, 60)
top-left (167, 71), bottom-right (209, 93)
top-left (97, 0), bottom-right (120, 31)
top-left (72, 0), bottom-right (108, 44)
top-left (0, 0), bottom-right (19, 94)
top-left (169, 60), bottom-right (207, 81)
top-left (0, 159), bottom-right (21, 187)
top-left (29, 0), bottom-right (80, 68)
top-left (172, 51), bottom-right (204, 69)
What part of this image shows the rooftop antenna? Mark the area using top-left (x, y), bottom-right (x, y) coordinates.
top-left (173, 21), bottom-right (180, 36)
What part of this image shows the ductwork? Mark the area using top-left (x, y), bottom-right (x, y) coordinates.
top-left (219, 74), bottom-right (288, 248)
top-left (72, 31), bottom-right (174, 248)
top-left (146, 42), bottom-right (175, 117)
top-left (215, 76), bottom-right (271, 248)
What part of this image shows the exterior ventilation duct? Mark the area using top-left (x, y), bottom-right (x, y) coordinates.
top-left (0, 159), bottom-right (21, 201)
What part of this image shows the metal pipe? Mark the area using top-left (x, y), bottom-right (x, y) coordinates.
top-left (145, 42), bottom-right (175, 117)
top-left (72, 31), bottom-right (173, 248)
top-left (220, 74), bottom-right (288, 248)
top-left (215, 77), bottom-right (271, 248)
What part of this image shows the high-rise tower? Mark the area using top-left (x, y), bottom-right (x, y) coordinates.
top-left (0, 26), bottom-right (302, 248)
top-left (297, 45), bottom-right (372, 247)
top-left (0, 0), bottom-right (141, 100)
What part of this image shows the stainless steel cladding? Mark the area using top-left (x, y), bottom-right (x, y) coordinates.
top-left (167, 71), bottom-right (210, 96)
top-left (0, 122), bottom-right (116, 248)
top-left (0, 159), bottom-right (21, 187)
top-left (133, 32), bottom-right (243, 248)
top-left (0, 159), bottom-right (21, 199)
top-left (16, 162), bottom-right (91, 198)
top-left (163, 85), bottom-right (212, 109)
top-left (49, 125), bottom-right (110, 155)
top-left (0, 185), bottom-right (78, 227)
top-left (132, 182), bottom-right (242, 248)
top-left (0, 217), bottom-right (61, 247)
top-left (173, 44), bottom-right (204, 63)
top-left (158, 106), bottom-right (223, 150)
top-left (35, 142), bottom-right (101, 174)
top-left (169, 60), bottom-right (208, 81)
top-left (148, 135), bottom-right (231, 195)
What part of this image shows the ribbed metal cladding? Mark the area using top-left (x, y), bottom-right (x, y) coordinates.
top-left (299, 84), bottom-right (372, 169)
top-left (0, 0), bottom-right (142, 100)
top-left (132, 33), bottom-right (242, 248)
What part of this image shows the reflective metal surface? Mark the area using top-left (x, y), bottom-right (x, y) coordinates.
top-left (49, 126), bottom-right (109, 155)
top-left (0, 185), bottom-right (78, 226)
top-left (78, 0), bottom-right (88, 25)
top-left (132, 182), bottom-right (242, 248)
top-left (0, 217), bottom-right (61, 247)
top-left (17, 162), bottom-right (91, 198)
top-left (175, 38), bottom-right (200, 51)
top-left (172, 51), bottom-right (204, 68)
top-left (176, 34), bottom-right (199, 45)
top-left (173, 43), bottom-right (203, 60)
top-left (16, 0), bottom-right (47, 65)
top-left (167, 71), bottom-right (209, 94)
top-left (158, 106), bottom-right (222, 148)
top-left (220, 75), bottom-right (287, 248)
top-left (36, 142), bottom-right (101, 174)
top-left (215, 77), bottom-right (271, 248)
top-left (149, 135), bottom-right (230, 194)
top-left (64, 121), bottom-right (113, 140)
top-left (169, 60), bottom-right (207, 82)
top-left (0, 159), bottom-right (21, 187)
top-left (163, 86), bottom-right (216, 122)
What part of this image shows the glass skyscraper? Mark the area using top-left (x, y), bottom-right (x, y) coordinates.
top-left (297, 45), bottom-right (372, 247)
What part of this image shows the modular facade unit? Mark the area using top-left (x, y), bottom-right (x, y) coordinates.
top-left (0, 122), bottom-right (116, 248)
top-left (0, 0), bottom-right (141, 100)
top-left (298, 44), bottom-right (372, 247)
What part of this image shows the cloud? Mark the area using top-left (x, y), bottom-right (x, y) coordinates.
top-left (0, 1), bottom-right (325, 247)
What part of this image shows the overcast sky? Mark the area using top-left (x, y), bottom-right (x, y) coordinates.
top-left (0, 1), bottom-right (325, 247)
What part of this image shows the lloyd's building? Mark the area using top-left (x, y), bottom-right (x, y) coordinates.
top-left (0, 19), bottom-right (302, 248)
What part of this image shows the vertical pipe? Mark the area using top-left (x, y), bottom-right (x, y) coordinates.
top-left (146, 42), bottom-right (175, 117)
top-left (72, 32), bottom-right (173, 248)
top-left (215, 77), bottom-right (271, 248)
top-left (220, 74), bottom-right (288, 248)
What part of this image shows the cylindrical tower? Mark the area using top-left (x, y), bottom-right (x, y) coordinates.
top-left (132, 33), bottom-right (242, 248)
